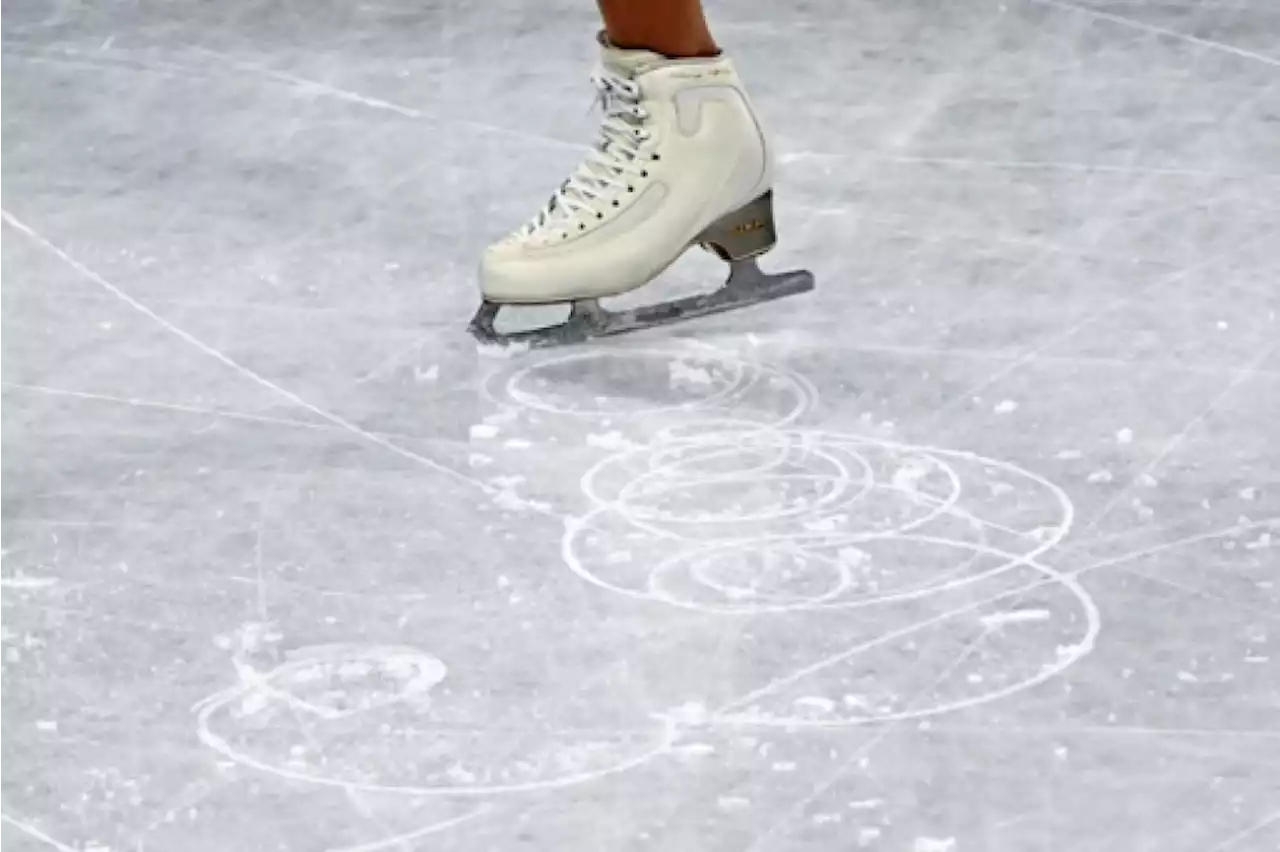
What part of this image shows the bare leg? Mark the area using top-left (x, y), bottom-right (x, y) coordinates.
top-left (597, 0), bottom-right (719, 58)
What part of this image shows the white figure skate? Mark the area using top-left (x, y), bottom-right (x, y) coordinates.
top-left (468, 34), bottom-right (814, 348)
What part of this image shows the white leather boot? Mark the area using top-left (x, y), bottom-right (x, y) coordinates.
top-left (479, 34), bottom-right (778, 305)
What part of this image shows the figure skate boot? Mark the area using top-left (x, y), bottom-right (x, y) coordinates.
top-left (468, 34), bottom-right (814, 347)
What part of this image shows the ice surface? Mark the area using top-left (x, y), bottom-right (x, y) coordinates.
top-left (3, 1), bottom-right (1279, 850)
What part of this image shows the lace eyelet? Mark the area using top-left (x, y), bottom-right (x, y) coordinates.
top-left (641, 170), bottom-right (649, 178)
top-left (612, 200), bottom-right (620, 207)
top-left (651, 153), bottom-right (661, 161)
top-left (596, 212), bottom-right (604, 219)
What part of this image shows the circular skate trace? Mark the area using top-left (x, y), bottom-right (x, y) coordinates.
top-left (484, 347), bottom-right (818, 429)
top-left (566, 428), bottom-right (1070, 608)
top-left (706, 540), bottom-right (1099, 727)
top-left (578, 429), bottom-right (965, 544)
top-left (196, 345), bottom-right (1092, 808)
top-left (554, 403), bottom-right (1091, 726)
top-left (194, 644), bottom-right (675, 797)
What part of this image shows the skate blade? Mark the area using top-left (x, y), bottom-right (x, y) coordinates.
top-left (468, 259), bottom-right (815, 349)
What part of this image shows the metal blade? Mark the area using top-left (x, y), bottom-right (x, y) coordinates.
top-left (467, 259), bottom-right (815, 349)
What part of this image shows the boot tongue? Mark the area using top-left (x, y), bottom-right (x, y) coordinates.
top-left (598, 33), bottom-right (668, 77)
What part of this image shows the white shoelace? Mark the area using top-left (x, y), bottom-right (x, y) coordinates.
top-left (518, 68), bottom-right (653, 239)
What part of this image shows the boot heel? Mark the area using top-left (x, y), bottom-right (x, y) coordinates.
top-left (696, 190), bottom-right (778, 261)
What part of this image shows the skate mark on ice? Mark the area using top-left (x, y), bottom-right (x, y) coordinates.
top-left (740, 625), bottom-right (999, 852)
top-left (708, 550), bottom-right (1098, 727)
top-left (188, 46), bottom-right (586, 151)
top-left (780, 151), bottom-right (1280, 181)
top-left (876, 102), bottom-right (1274, 440)
top-left (560, 424), bottom-right (1090, 721)
top-left (1073, 517), bottom-right (1280, 578)
top-left (2, 42), bottom-right (217, 81)
top-left (485, 344), bottom-right (818, 424)
top-left (1, 0), bottom-right (87, 35)
top-left (6, 25), bottom-right (569, 260)
top-left (1030, 0), bottom-right (1280, 69)
top-left (707, 339), bottom-right (1280, 380)
top-left (748, 515), bottom-right (1276, 730)
top-left (0, 812), bottom-right (78, 852)
top-left (921, 231), bottom-right (1275, 443)
top-left (1082, 341), bottom-right (1277, 533)
top-left (1205, 808), bottom-right (1280, 852)
top-left (186, 338), bottom-right (1267, 819)
top-left (193, 643), bottom-right (674, 797)
top-left (5, 381), bottom-right (337, 432)
top-left (3, 382), bottom-right (471, 461)
top-left (1, 210), bottom-right (494, 497)
top-left (486, 345), bottom-right (1093, 729)
top-left (566, 429), bottom-right (1074, 594)
top-left (326, 805), bottom-right (494, 852)
top-left (126, 776), bottom-right (231, 849)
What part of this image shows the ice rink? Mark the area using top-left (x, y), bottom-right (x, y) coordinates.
top-left (3, 0), bottom-right (1279, 849)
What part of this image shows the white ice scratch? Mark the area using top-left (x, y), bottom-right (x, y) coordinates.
top-left (1086, 342), bottom-right (1277, 531)
top-left (1031, 0), bottom-right (1280, 69)
top-left (3, 382), bottom-right (331, 431)
top-left (741, 629), bottom-right (997, 852)
top-left (327, 805), bottom-right (494, 852)
top-left (1, 210), bottom-right (493, 497)
top-left (191, 46), bottom-right (581, 151)
top-left (0, 812), bottom-right (78, 852)
top-left (1206, 808), bottom-right (1280, 852)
